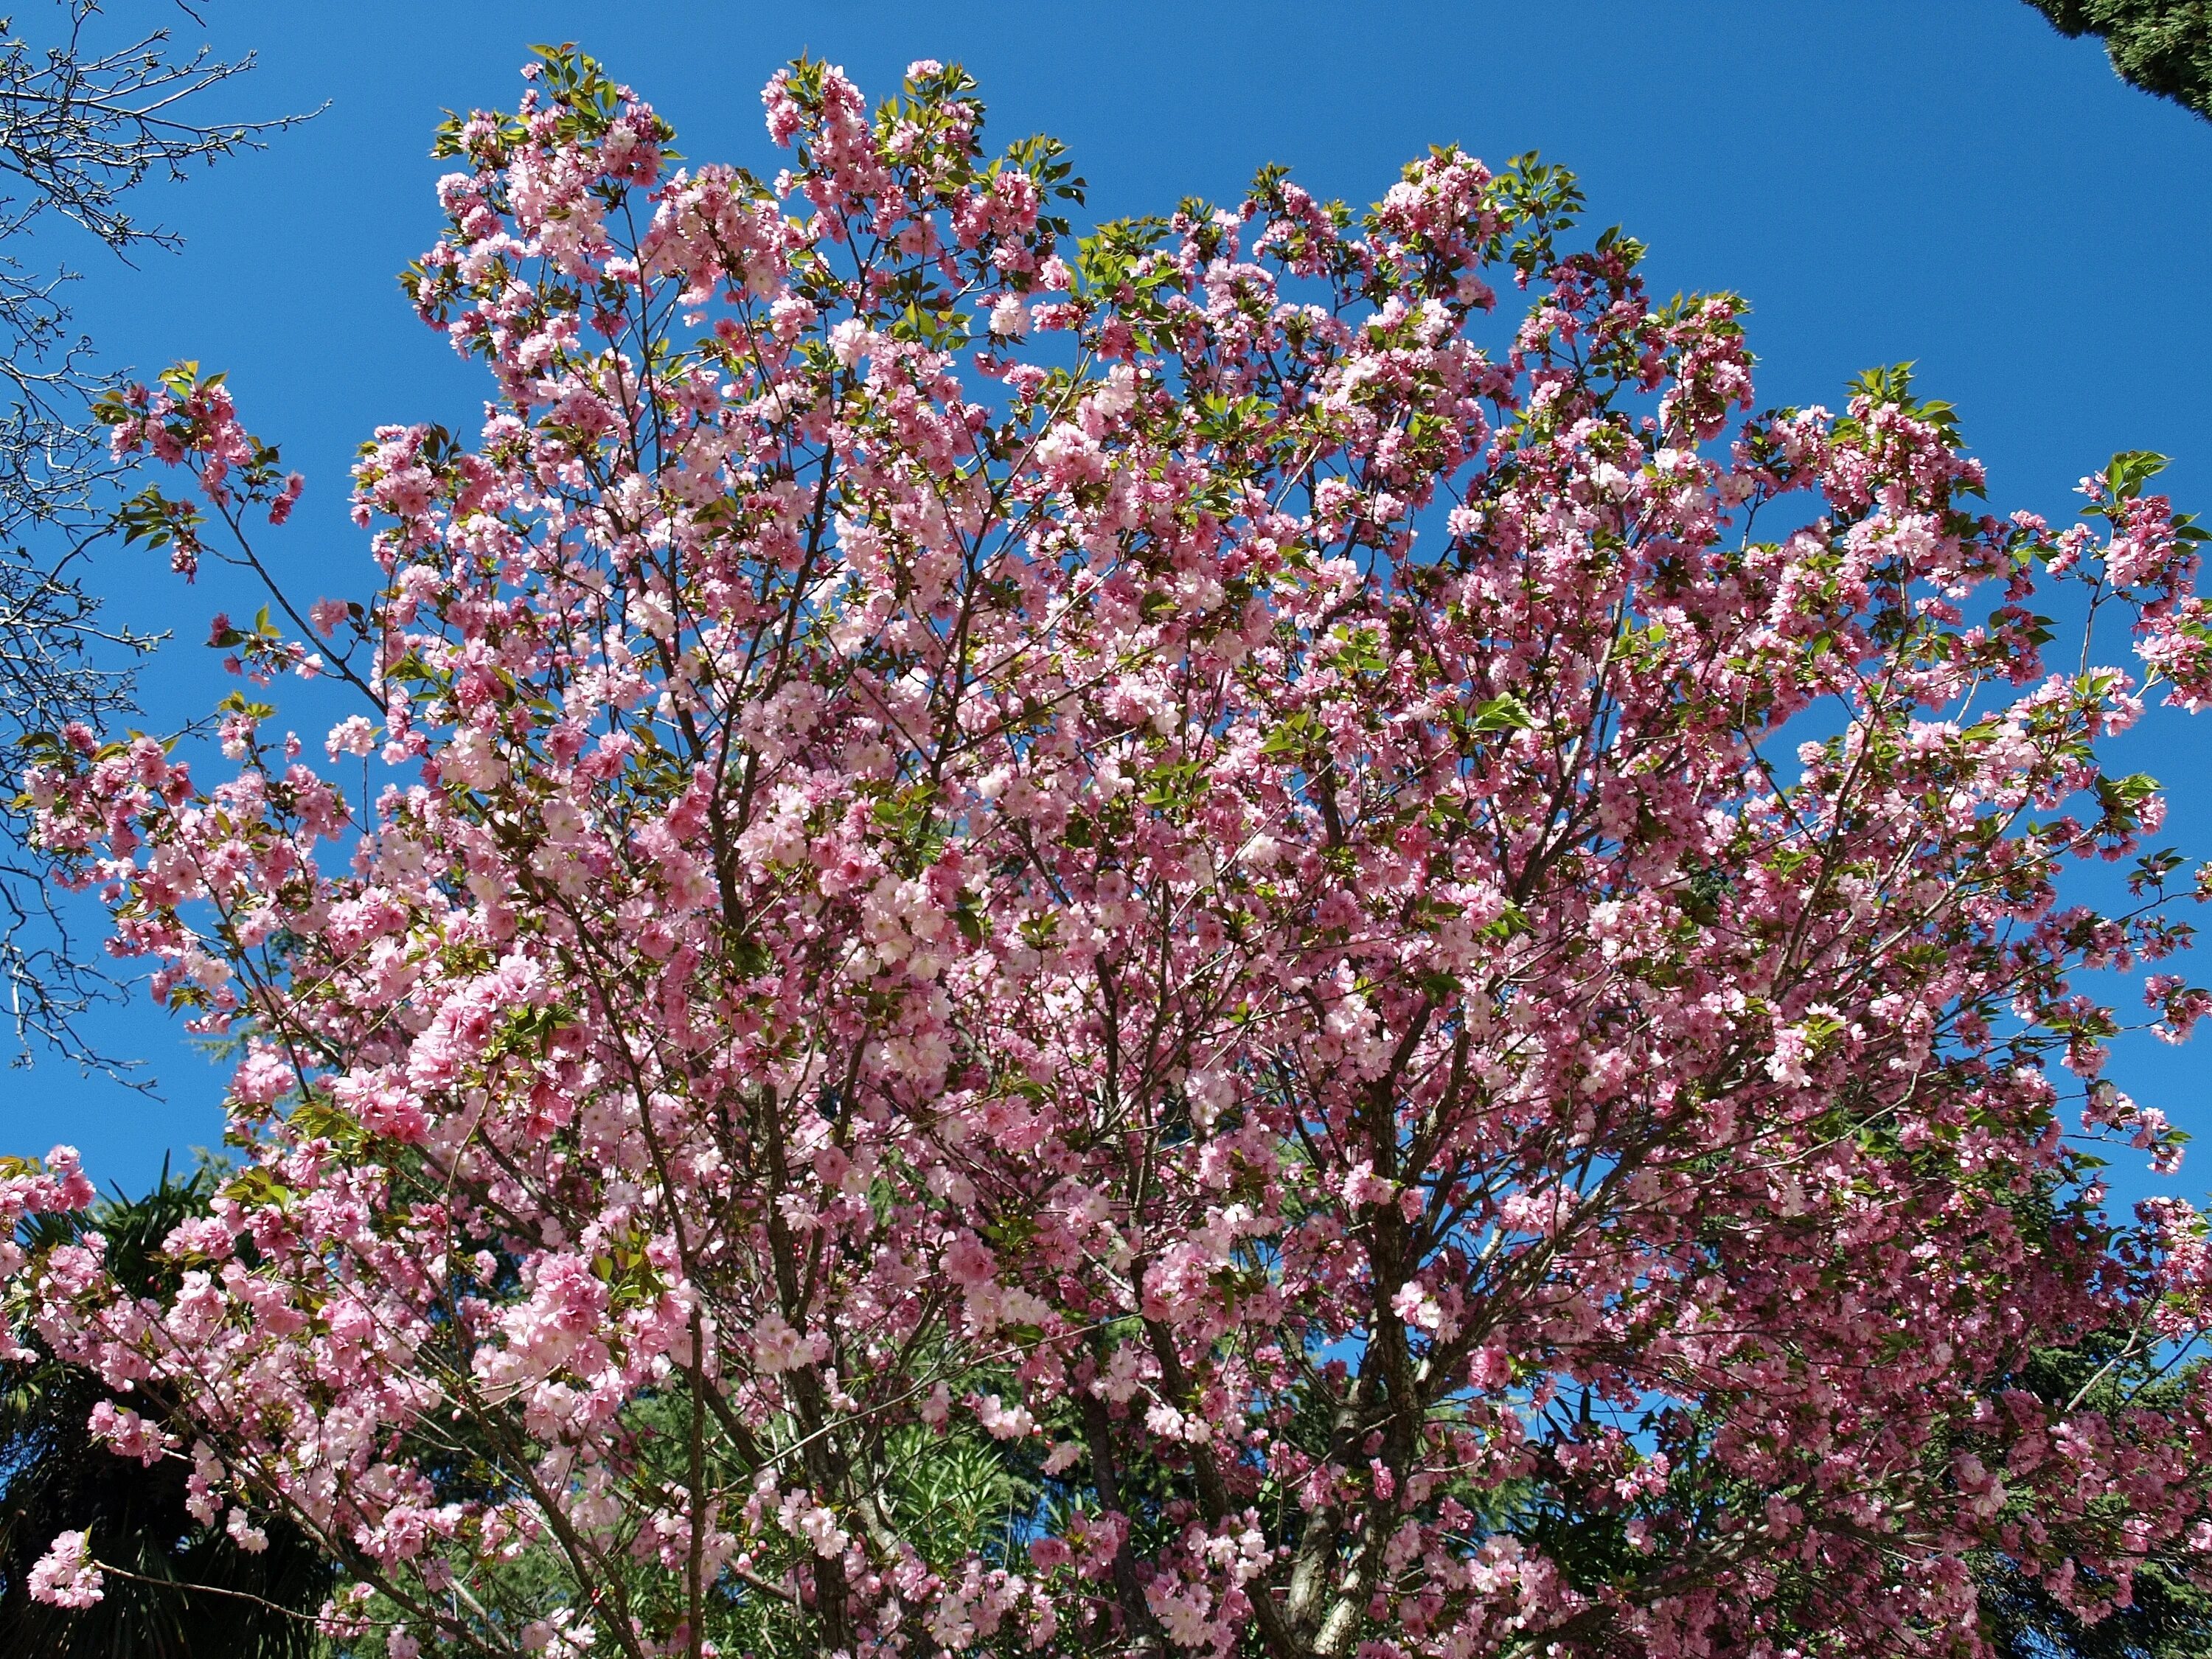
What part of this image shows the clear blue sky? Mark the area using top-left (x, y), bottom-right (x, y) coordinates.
top-left (14, 0), bottom-right (2211, 1202)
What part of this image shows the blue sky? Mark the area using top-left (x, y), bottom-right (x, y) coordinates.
top-left (13, 0), bottom-right (2211, 1199)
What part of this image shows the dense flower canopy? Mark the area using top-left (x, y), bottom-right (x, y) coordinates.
top-left (10, 46), bottom-right (2212, 1659)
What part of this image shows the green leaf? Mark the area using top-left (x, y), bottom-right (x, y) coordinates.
top-left (1329, 626), bottom-right (1388, 675)
top-left (2106, 449), bottom-right (2171, 504)
top-left (1260, 711), bottom-right (1324, 758)
top-left (1469, 693), bottom-right (1533, 732)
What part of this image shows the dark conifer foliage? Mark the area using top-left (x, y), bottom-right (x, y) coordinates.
top-left (2027, 1), bottom-right (2212, 121)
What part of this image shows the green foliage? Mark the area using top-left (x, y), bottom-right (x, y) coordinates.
top-left (2026, 1), bottom-right (2212, 121)
top-left (0, 1164), bottom-right (334, 1658)
top-left (878, 1422), bottom-right (1041, 1569)
top-left (1840, 362), bottom-right (1964, 447)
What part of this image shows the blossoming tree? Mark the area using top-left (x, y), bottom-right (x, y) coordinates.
top-left (13, 45), bottom-right (2212, 1659)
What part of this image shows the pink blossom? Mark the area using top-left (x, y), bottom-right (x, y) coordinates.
top-left (13, 49), bottom-right (2212, 1659)
top-left (27, 1531), bottom-right (102, 1608)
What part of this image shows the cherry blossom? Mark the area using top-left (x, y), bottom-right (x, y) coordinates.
top-left (27, 1528), bottom-right (104, 1609)
top-left (15, 45), bottom-right (2212, 1659)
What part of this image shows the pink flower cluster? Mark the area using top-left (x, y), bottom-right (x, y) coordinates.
top-left (27, 1529), bottom-right (103, 1609)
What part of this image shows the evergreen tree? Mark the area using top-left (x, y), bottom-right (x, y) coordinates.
top-left (2026, 1), bottom-right (2212, 121)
